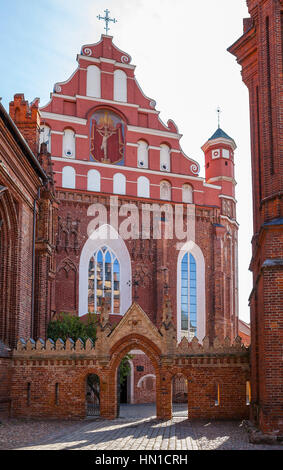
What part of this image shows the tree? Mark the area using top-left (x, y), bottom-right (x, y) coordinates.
top-left (47, 313), bottom-right (97, 345)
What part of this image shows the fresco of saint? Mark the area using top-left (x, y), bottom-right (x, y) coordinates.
top-left (90, 110), bottom-right (125, 164)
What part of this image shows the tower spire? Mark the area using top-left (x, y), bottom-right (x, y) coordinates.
top-left (97, 9), bottom-right (117, 36)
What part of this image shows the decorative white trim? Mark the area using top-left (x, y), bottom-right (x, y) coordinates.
top-left (126, 142), bottom-right (139, 147)
top-left (76, 94), bottom-right (139, 108)
top-left (219, 194), bottom-right (237, 203)
top-left (128, 125), bottom-right (181, 140)
top-left (203, 182), bottom-right (222, 189)
top-left (139, 108), bottom-right (159, 114)
top-left (220, 215), bottom-right (239, 227)
top-left (79, 224), bottom-right (132, 316)
top-left (51, 156), bottom-right (204, 182)
top-left (78, 54), bottom-right (136, 70)
top-left (177, 241), bottom-right (206, 344)
top-left (40, 111), bottom-right (87, 125)
top-left (201, 137), bottom-right (237, 152)
top-left (51, 130), bottom-right (88, 139)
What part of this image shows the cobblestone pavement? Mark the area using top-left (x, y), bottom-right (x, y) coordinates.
top-left (0, 404), bottom-right (282, 451)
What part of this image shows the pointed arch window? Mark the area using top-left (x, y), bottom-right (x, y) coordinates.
top-left (181, 252), bottom-right (197, 340)
top-left (88, 246), bottom-right (120, 314)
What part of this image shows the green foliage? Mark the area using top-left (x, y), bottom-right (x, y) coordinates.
top-left (119, 354), bottom-right (133, 385)
top-left (47, 313), bottom-right (97, 345)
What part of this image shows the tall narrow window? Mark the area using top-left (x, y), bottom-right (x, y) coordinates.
top-left (86, 65), bottom-right (101, 98)
top-left (182, 184), bottom-right (193, 203)
top-left (87, 169), bottom-right (101, 192)
top-left (62, 166), bottom-right (76, 189)
top-left (39, 125), bottom-right (51, 153)
top-left (160, 144), bottom-right (170, 172)
top-left (63, 129), bottom-right (76, 158)
top-left (181, 253), bottom-right (197, 340)
top-left (137, 141), bottom-right (148, 168)
top-left (88, 246), bottom-right (120, 314)
top-left (246, 381), bottom-right (251, 405)
top-left (215, 383), bottom-right (220, 406)
top-left (137, 176), bottom-right (150, 198)
top-left (160, 180), bottom-right (171, 201)
top-left (113, 173), bottom-right (126, 195)
top-left (114, 70), bottom-right (127, 102)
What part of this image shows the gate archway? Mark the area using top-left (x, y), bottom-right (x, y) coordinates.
top-left (109, 334), bottom-right (162, 419)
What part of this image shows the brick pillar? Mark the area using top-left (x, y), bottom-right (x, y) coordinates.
top-left (156, 368), bottom-right (172, 420)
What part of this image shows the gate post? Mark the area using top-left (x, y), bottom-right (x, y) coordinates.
top-left (156, 367), bottom-right (172, 420)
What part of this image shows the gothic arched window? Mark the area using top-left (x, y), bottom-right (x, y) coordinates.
top-left (62, 166), bottom-right (76, 189)
top-left (86, 65), bottom-right (101, 98)
top-left (88, 246), bottom-right (120, 314)
top-left (180, 252), bottom-right (197, 340)
top-left (114, 69), bottom-right (127, 102)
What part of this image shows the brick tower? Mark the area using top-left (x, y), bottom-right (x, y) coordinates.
top-left (229, 0), bottom-right (283, 436)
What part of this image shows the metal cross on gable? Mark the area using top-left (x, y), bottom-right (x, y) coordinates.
top-left (97, 9), bottom-right (117, 36)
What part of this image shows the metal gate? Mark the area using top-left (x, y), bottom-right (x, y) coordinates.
top-left (86, 374), bottom-right (100, 417)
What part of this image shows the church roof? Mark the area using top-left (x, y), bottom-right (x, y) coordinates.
top-left (208, 127), bottom-right (234, 141)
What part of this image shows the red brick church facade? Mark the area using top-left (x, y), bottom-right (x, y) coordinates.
top-left (1, 1), bottom-right (280, 435)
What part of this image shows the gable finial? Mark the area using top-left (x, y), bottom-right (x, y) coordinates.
top-left (216, 106), bottom-right (221, 129)
top-left (97, 9), bottom-right (117, 36)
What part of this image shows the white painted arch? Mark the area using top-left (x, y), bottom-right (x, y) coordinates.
top-left (79, 224), bottom-right (132, 316)
top-left (177, 240), bottom-right (206, 343)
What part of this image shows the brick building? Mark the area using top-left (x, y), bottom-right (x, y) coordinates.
top-left (0, 33), bottom-right (251, 420)
top-left (229, 0), bottom-right (283, 436)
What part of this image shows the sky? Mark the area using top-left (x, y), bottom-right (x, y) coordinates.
top-left (1, 0), bottom-right (252, 322)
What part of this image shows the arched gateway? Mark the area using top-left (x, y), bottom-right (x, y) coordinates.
top-left (11, 301), bottom-right (250, 421)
